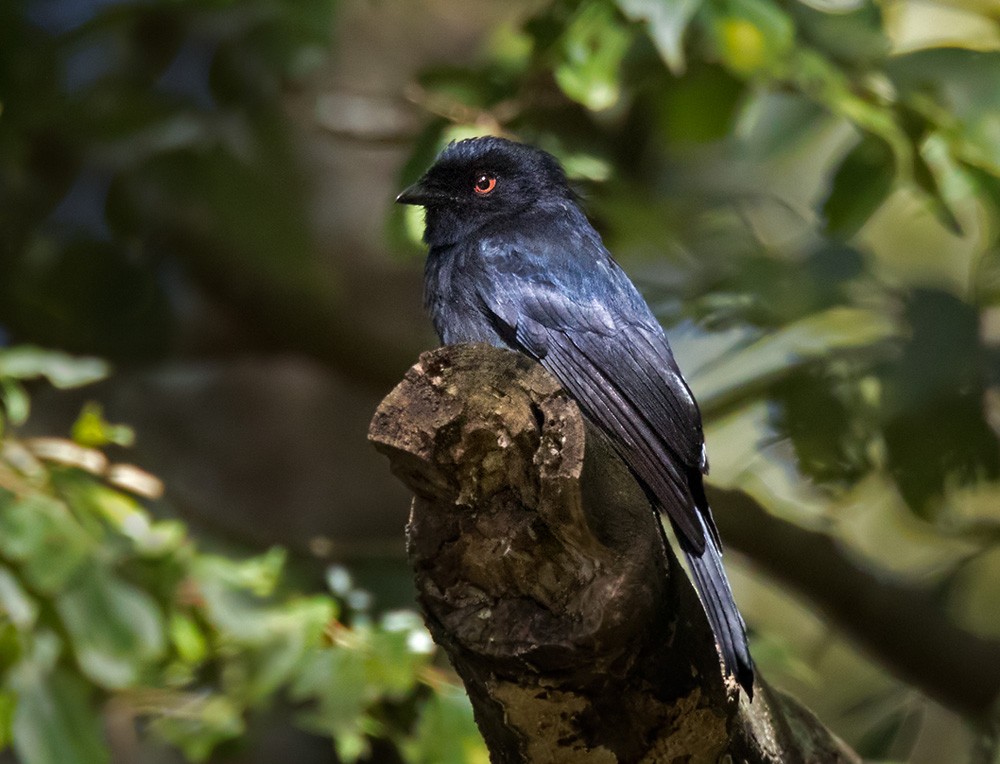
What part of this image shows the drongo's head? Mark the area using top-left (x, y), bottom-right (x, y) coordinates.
top-left (396, 137), bottom-right (573, 246)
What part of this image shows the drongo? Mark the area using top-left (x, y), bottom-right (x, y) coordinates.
top-left (397, 136), bottom-right (754, 697)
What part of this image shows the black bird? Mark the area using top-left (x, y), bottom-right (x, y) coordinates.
top-left (397, 136), bottom-right (754, 697)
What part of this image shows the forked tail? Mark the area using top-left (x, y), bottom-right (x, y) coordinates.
top-left (682, 535), bottom-right (755, 698)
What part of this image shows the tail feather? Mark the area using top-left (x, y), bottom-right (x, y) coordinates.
top-left (683, 536), bottom-right (754, 698)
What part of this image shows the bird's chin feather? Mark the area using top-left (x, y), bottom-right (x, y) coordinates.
top-left (422, 207), bottom-right (463, 247)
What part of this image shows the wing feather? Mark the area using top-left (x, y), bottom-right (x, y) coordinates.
top-left (533, 326), bottom-right (705, 549)
top-left (477, 234), bottom-right (711, 551)
top-left (488, 306), bottom-right (702, 550)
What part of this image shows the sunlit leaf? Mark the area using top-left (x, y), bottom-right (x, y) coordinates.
top-left (950, 546), bottom-right (1000, 640)
top-left (402, 685), bottom-right (488, 764)
top-left (706, 0), bottom-right (796, 76)
top-left (553, 1), bottom-right (631, 111)
top-left (617, 0), bottom-right (702, 75)
top-left (746, 632), bottom-right (821, 686)
top-left (834, 473), bottom-right (979, 577)
top-left (366, 617), bottom-right (431, 699)
top-left (71, 403), bottom-right (135, 448)
top-left (0, 347), bottom-right (108, 389)
top-left (887, 48), bottom-right (1000, 176)
top-left (690, 307), bottom-right (901, 414)
top-left (704, 400), bottom-right (832, 523)
top-left (169, 610), bottom-right (208, 666)
top-left (0, 378), bottom-right (29, 428)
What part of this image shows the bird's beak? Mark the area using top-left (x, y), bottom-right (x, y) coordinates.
top-left (395, 178), bottom-right (448, 207)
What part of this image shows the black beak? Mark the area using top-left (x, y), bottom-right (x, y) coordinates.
top-left (396, 178), bottom-right (449, 207)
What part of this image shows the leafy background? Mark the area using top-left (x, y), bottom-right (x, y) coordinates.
top-left (2, 0), bottom-right (1000, 761)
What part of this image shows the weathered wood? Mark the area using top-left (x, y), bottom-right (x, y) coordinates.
top-left (369, 343), bottom-right (858, 763)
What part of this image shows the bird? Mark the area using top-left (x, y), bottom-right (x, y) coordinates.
top-left (396, 136), bottom-right (754, 697)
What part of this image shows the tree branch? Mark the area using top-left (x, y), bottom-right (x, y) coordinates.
top-left (369, 344), bottom-right (858, 763)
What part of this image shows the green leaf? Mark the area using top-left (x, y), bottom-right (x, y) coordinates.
top-left (735, 90), bottom-right (828, 157)
top-left (0, 622), bottom-right (23, 676)
top-left (912, 145), bottom-right (963, 236)
top-left (887, 49), bottom-right (1000, 177)
top-left (879, 290), bottom-right (998, 513)
top-left (230, 597), bottom-right (335, 702)
top-left (198, 547), bottom-right (288, 600)
top-left (822, 132), bottom-right (896, 238)
top-left (151, 694), bottom-right (245, 763)
top-left (292, 645), bottom-right (370, 740)
top-left (0, 347), bottom-right (108, 389)
top-left (169, 611), bottom-right (208, 666)
top-left (706, 0), bottom-right (796, 76)
top-left (11, 672), bottom-right (110, 764)
top-left (658, 64), bottom-right (745, 144)
top-left (8, 634), bottom-right (110, 764)
top-left (366, 612), bottom-right (432, 699)
top-left (690, 307), bottom-right (901, 414)
top-left (54, 473), bottom-right (181, 555)
top-left (0, 494), bottom-right (90, 594)
top-left (0, 566), bottom-right (38, 630)
top-left (771, 365), bottom-right (876, 484)
top-left (194, 550), bottom-right (306, 644)
top-left (617, 0), bottom-right (702, 75)
top-left (416, 66), bottom-right (513, 110)
top-left (0, 378), bottom-right (30, 427)
top-left (71, 403), bottom-right (135, 448)
top-left (55, 563), bottom-right (167, 689)
top-left (786, 0), bottom-right (888, 66)
top-left (950, 546), bottom-right (1000, 639)
top-left (0, 690), bottom-right (16, 750)
top-left (554, 1), bottom-right (632, 111)
top-left (964, 162), bottom-right (1000, 216)
top-left (402, 685), bottom-right (487, 764)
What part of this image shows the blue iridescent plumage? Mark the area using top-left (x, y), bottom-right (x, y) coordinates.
top-left (398, 136), bottom-right (754, 696)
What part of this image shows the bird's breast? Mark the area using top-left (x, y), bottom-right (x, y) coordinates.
top-left (424, 244), bottom-right (508, 347)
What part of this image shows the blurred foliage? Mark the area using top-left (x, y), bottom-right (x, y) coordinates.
top-left (0, 0), bottom-right (337, 359)
top-left (0, 347), bottom-right (485, 763)
top-left (400, 0), bottom-right (1000, 515)
top-left (5, 0), bottom-right (1000, 760)
top-left (394, 0), bottom-right (1000, 519)
top-left (396, 0), bottom-right (1000, 758)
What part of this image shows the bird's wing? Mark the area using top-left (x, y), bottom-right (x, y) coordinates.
top-left (478, 255), bottom-right (713, 553)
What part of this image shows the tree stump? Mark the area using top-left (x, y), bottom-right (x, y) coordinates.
top-left (369, 343), bottom-right (857, 763)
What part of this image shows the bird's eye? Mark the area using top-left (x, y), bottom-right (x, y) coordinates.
top-left (473, 174), bottom-right (497, 196)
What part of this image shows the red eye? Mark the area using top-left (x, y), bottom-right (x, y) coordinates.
top-left (474, 174), bottom-right (497, 195)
